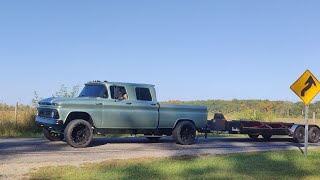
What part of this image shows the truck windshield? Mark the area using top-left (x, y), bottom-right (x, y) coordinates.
top-left (78, 85), bottom-right (106, 98)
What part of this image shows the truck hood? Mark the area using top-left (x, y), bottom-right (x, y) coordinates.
top-left (38, 97), bottom-right (93, 106)
top-left (39, 97), bottom-right (73, 105)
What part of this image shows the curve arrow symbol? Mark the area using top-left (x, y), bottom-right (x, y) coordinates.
top-left (301, 76), bottom-right (316, 97)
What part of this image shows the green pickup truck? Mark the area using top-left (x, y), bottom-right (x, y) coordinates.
top-left (36, 81), bottom-right (208, 148)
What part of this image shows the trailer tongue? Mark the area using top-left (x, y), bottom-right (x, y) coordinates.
top-left (202, 113), bottom-right (320, 143)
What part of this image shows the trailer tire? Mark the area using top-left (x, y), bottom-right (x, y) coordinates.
top-left (173, 121), bottom-right (196, 145)
top-left (64, 119), bottom-right (93, 148)
top-left (308, 127), bottom-right (320, 143)
top-left (262, 135), bottom-right (272, 140)
top-left (293, 126), bottom-right (305, 143)
top-left (248, 134), bottom-right (259, 140)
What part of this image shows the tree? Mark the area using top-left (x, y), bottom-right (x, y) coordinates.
top-left (53, 84), bottom-right (80, 98)
top-left (32, 91), bottom-right (42, 107)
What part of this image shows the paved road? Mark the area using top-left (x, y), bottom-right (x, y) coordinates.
top-left (1, 136), bottom-right (320, 179)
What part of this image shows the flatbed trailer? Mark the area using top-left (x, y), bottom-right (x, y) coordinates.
top-left (202, 113), bottom-right (320, 143)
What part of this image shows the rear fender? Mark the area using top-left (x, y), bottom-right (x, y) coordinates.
top-left (173, 119), bottom-right (196, 129)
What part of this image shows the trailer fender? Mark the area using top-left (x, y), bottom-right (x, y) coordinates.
top-left (289, 124), bottom-right (301, 137)
top-left (290, 124), bottom-right (320, 136)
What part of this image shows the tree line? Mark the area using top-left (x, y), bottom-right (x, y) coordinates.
top-left (161, 99), bottom-right (320, 120)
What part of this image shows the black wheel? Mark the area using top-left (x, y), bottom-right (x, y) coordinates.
top-left (248, 134), bottom-right (259, 140)
top-left (43, 128), bottom-right (64, 141)
top-left (146, 137), bottom-right (161, 142)
top-left (173, 121), bottom-right (196, 145)
top-left (308, 127), bottom-right (320, 143)
top-left (293, 126), bottom-right (305, 143)
top-left (262, 135), bottom-right (272, 140)
top-left (64, 119), bottom-right (93, 148)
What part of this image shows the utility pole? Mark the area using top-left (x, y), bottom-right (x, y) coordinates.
top-left (15, 102), bottom-right (18, 127)
top-left (1, 100), bottom-right (3, 127)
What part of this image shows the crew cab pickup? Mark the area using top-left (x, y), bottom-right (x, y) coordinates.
top-left (36, 81), bottom-right (208, 147)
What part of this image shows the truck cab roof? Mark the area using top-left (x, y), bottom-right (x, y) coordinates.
top-left (82, 81), bottom-right (157, 102)
top-left (86, 81), bottom-right (155, 87)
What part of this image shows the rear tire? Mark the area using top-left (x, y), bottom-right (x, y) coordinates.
top-left (262, 135), bottom-right (272, 140)
top-left (308, 127), bottom-right (320, 143)
top-left (293, 126), bottom-right (305, 143)
top-left (43, 128), bottom-right (64, 141)
top-left (173, 121), bottom-right (196, 145)
top-left (64, 119), bottom-right (93, 148)
top-left (248, 134), bottom-right (259, 140)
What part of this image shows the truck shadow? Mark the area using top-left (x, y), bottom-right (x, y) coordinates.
top-left (0, 138), bottom-right (68, 161)
top-left (88, 136), bottom-right (302, 147)
top-left (88, 137), bottom-right (175, 147)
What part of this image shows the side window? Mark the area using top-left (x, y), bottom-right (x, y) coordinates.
top-left (110, 86), bottom-right (128, 100)
top-left (135, 87), bottom-right (152, 101)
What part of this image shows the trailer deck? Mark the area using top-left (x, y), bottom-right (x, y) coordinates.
top-left (202, 113), bottom-right (320, 143)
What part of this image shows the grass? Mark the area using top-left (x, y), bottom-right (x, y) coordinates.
top-left (278, 117), bottom-right (320, 125)
top-left (0, 109), bottom-right (41, 137)
top-left (28, 149), bottom-right (320, 180)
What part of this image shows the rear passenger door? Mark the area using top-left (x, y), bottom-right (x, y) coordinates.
top-left (102, 85), bottom-right (133, 128)
top-left (130, 87), bottom-right (159, 129)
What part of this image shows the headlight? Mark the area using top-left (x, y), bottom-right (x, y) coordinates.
top-left (51, 110), bottom-right (60, 119)
top-left (38, 109), bottom-right (59, 119)
top-left (50, 111), bottom-right (55, 118)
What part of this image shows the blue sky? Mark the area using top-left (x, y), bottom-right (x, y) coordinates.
top-left (1, 1), bottom-right (320, 105)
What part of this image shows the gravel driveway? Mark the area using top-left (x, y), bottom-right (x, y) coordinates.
top-left (1, 136), bottom-right (319, 179)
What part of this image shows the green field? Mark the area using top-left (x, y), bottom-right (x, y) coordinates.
top-left (29, 149), bottom-right (320, 180)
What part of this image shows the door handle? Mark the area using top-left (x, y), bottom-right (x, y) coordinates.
top-left (95, 103), bottom-right (103, 105)
top-left (126, 102), bottom-right (132, 105)
top-left (151, 103), bottom-right (157, 106)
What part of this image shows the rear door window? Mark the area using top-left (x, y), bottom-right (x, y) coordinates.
top-left (135, 87), bottom-right (152, 101)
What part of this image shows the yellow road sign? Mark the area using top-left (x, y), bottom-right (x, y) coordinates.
top-left (290, 70), bottom-right (320, 105)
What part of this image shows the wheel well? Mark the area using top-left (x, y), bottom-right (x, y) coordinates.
top-left (173, 119), bottom-right (196, 129)
top-left (64, 112), bottom-right (94, 128)
top-left (309, 125), bottom-right (320, 130)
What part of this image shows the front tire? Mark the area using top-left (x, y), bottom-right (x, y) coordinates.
top-left (43, 128), bottom-right (64, 141)
top-left (173, 121), bottom-right (196, 145)
top-left (64, 119), bottom-right (93, 148)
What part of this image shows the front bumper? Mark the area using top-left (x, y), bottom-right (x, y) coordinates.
top-left (35, 116), bottom-right (63, 126)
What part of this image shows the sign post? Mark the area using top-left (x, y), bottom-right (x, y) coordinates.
top-left (290, 70), bottom-right (320, 157)
top-left (304, 105), bottom-right (309, 157)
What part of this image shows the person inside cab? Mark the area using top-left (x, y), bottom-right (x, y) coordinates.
top-left (118, 89), bottom-right (128, 100)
